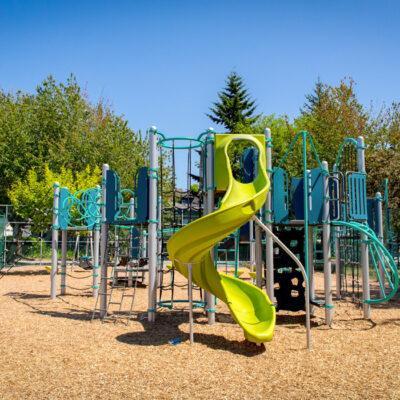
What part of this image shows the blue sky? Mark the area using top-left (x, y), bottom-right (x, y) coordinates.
top-left (1, 0), bottom-right (400, 138)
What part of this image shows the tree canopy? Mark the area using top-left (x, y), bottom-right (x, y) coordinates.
top-left (207, 72), bottom-right (259, 132)
top-left (0, 75), bottom-right (148, 230)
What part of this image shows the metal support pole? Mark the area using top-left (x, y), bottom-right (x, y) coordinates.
top-left (375, 191), bottom-right (385, 293)
top-left (308, 226), bottom-right (315, 301)
top-left (255, 224), bottom-right (263, 288)
top-left (249, 219), bottom-right (256, 283)
top-left (60, 230), bottom-right (67, 295)
top-left (322, 161), bottom-right (333, 325)
top-left (128, 197), bottom-right (135, 288)
top-left (302, 132), bottom-right (310, 281)
top-left (93, 226), bottom-right (100, 297)
top-left (188, 263), bottom-right (194, 344)
top-left (333, 164), bottom-right (341, 299)
top-left (205, 130), bottom-right (215, 325)
top-left (357, 136), bottom-right (370, 319)
top-left (50, 183), bottom-right (60, 300)
top-left (100, 164), bottom-right (109, 318)
top-left (92, 184), bottom-right (101, 297)
top-left (148, 126), bottom-right (158, 322)
top-left (264, 128), bottom-right (275, 301)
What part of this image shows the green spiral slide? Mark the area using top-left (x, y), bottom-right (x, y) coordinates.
top-left (167, 134), bottom-right (276, 343)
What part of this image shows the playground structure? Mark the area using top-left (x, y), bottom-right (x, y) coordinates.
top-left (49, 127), bottom-right (400, 349)
top-left (50, 185), bottom-right (101, 298)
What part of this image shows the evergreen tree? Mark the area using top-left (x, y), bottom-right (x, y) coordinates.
top-left (207, 72), bottom-right (259, 132)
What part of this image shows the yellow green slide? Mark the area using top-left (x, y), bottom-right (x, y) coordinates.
top-left (167, 134), bottom-right (276, 343)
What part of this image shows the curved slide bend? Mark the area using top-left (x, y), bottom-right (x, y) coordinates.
top-left (167, 134), bottom-right (276, 343)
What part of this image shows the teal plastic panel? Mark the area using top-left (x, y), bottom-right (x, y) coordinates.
top-left (84, 188), bottom-right (100, 229)
top-left (347, 172), bottom-right (367, 220)
top-left (58, 187), bottom-right (71, 230)
top-left (272, 168), bottom-right (289, 223)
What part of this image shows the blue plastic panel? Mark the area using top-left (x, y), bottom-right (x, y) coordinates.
top-left (135, 167), bottom-right (149, 224)
top-left (309, 168), bottom-right (324, 224)
top-left (291, 177), bottom-right (304, 220)
top-left (106, 169), bottom-right (120, 224)
top-left (241, 147), bottom-right (258, 183)
top-left (58, 187), bottom-right (71, 230)
top-left (329, 177), bottom-right (340, 220)
top-left (272, 168), bottom-right (289, 223)
top-left (347, 172), bottom-right (367, 220)
top-left (239, 222), bottom-right (250, 241)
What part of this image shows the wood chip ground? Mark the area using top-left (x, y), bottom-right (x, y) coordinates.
top-left (0, 265), bottom-right (399, 399)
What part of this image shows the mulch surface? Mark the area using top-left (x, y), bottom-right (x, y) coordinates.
top-left (1, 265), bottom-right (399, 399)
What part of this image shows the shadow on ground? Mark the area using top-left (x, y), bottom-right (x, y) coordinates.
top-left (116, 311), bottom-right (266, 357)
top-left (6, 291), bottom-right (93, 321)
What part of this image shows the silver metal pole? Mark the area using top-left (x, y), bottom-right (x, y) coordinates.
top-left (333, 164), bottom-right (341, 299)
top-left (148, 126), bottom-right (158, 322)
top-left (188, 263), bottom-right (194, 344)
top-left (249, 219), bottom-right (256, 283)
top-left (255, 224), bottom-right (263, 288)
top-left (100, 164), bottom-right (109, 318)
top-left (357, 136), bottom-right (370, 319)
top-left (375, 191), bottom-right (385, 293)
top-left (322, 161), bottom-right (333, 325)
top-left (308, 226), bottom-right (315, 302)
top-left (264, 128), bottom-right (275, 302)
top-left (50, 183), bottom-right (60, 300)
top-left (205, 129), bottom-right (215, 325)
top-left (253, 216), bottom-right (311, 350)
top-left (60, 229), bottom-right (67, 295)
top-left (92, 185), bottom-right (101, 297)
top-left (128, 197), bottom-right (135, 288)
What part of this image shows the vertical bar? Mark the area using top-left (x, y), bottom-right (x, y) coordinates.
top-left (322, 161), bottom-right (333, 325)
top-left (308, 226), bottom-right (315, 301)
top-left (50, 183), bottom-right (60, 299)
top-left (100, 164), bottom-right (109, 318)
top-left (92, 185), bottom-right (101, 297)
top-left (264, 128), bottom-right (275, 301)
top-left (93, 226), bottom-right (100, 297)
top-left (249, 219), bottom-right (256, 283)
top-left (255, 224), bottom-right (263, 287)
top-left (302, 132), bottom-right (310, 280)
top-left (234, 229), bottom-right (239, 277)
top-left (128, 197), bottom-right (135, 288)
top-left (188, 263), bottom-right (194, 344)
top-left (157, 195), bottom-right (162, 287)
top-left (60, 229), bottom-right (67, 295)
top-left (357, 136), bottom-right (370, 319)
top-left (148, 126), bottom-right (158, 322)
top-left (375, 192), bottom-right (385, 292)
top-left (205, 129), bottom-right (215, 325)
top-left (333, 164), bottom-right (341, 299)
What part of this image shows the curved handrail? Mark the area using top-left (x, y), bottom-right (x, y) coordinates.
top-left (332, 220), bottom-right (399, 304)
